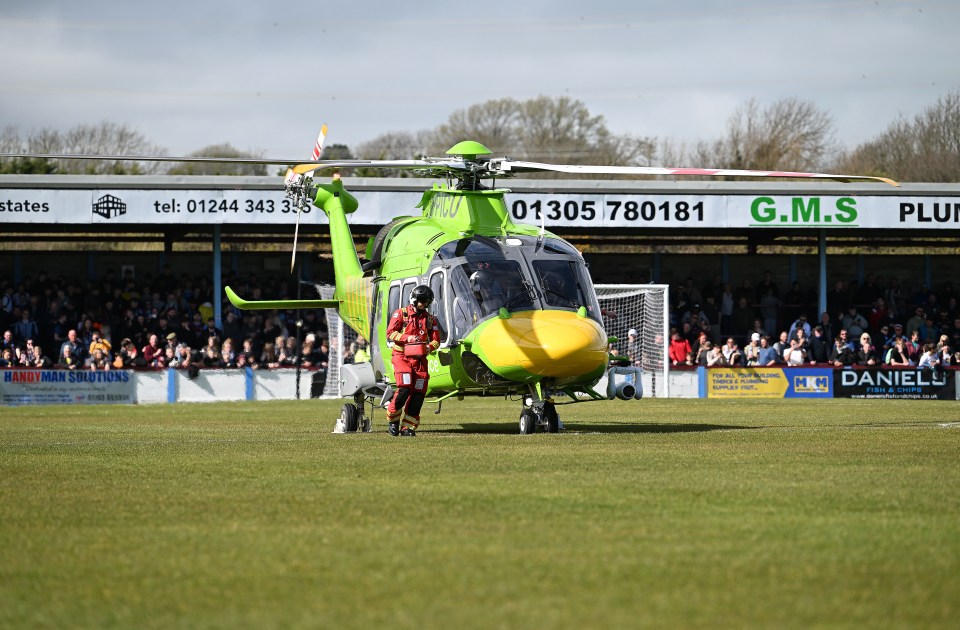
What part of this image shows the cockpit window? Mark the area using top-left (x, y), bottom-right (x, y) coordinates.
top-left (461, 260), bottom-right (533, 317)
top-left (431, 234), bottom-right (600, 328)
top-left (532, 260), bottom-right (585, 309)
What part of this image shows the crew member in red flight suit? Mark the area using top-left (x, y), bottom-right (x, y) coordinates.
top-left (385, 285), bottom-right (442, 437)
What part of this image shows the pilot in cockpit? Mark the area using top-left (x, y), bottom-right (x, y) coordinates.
top-left (470, 269), bottom-right (505, 314)
top-left (540, 270), bottom-right (578, 308)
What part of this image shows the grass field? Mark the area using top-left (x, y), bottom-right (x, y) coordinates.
top-left (2, 398), bottom-right (959, 629)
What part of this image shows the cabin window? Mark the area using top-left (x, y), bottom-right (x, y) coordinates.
top-left (436, 236), bottom-right (503, 261)
top-left (387, 283), bottom-right (400, 316)
top-left (542, 239), bottom-right (581, 257)
top-left (400, 279), bottom-right (417, 309)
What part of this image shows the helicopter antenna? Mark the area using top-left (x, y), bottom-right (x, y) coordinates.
top-left (293, 265), bottom-right (304, 400)
top-left (534, 199), bottom-right (547, 252)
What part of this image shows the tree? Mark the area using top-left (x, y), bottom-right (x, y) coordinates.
top-left (0, 127), bottom-right (57, 173)
top-left (517, 96), bottom-right (615, 162)
top-left (274, 143), bottom-right (355, 177)
top-left (355, 96), bottom-right (657, 178)
top-left (322, 143), bottom-right (355, 161)
top-left (0, 125), bottom-right (20, 153)
top-left (353, 131), bottom-right (436, 178)
top-left (355, 132), bottom-right (427, 160)
top-left (431, 98), bottom-right (518, 155)
top-left (833, 90), bottom-right (960, 182)
top-left (24, 122), bottom-right (166, 174)
top-left (0, 156), bottom-right (57, 174)
top-left (691, 98), bottom-right (838, 172)
top-left (167, 143), bottom-right (267, 176)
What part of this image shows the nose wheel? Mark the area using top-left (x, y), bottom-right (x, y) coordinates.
top-left (518, 400), bottom-right (561, 434)
top-left (519, 408), bottom-right (537, 434)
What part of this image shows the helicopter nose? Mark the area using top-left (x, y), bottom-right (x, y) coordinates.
top-left (475, 311), bottom-right (608, 379)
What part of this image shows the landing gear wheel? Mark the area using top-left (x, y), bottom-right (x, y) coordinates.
top-left (340, 403), bottom-right (359, 432)
top-left (519, 408), bottom-right (537, 435)
top-left (543, 402), bottom-right (560, 433)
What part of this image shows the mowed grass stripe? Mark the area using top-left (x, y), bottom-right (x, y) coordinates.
top-left (2, 398), bottom-right (958, 628)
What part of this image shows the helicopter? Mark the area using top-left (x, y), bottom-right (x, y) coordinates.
top-left (2, 135), bottom-right (898, 434)
top-left (218, 136), bottom-right (898, 435)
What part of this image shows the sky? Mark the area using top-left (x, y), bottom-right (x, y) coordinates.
top-left (2, 0), bottom-right (958, 160)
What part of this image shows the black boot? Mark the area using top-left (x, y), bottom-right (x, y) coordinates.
top-left (388, 422), bottom-right (400, 437)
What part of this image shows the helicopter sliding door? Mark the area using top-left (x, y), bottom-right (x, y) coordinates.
top-left (376, 280), bottom-right (415, 378)
top-left (370, 282), bottom-right (401, 377)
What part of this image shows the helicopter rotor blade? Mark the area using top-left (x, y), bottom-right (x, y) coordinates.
top-left (290, 158), bottom-right (468, 176)
top-left (1, 152), bottom-right (476, 183)
top-left (490, 159), bottom-right (900, 187)
top-left (0, 152), bottom-right (470, 175)
top-left (0, 152), bottom-right (315, 166)
top-left (1, 148), bottom-right (899, 187)
top-left (310, 124), bottom-right (328, 162)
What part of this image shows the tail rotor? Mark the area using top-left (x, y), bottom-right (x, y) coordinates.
top-left (289, 124), bottom-right (328, 273)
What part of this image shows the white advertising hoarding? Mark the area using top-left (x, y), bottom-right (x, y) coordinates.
top-left (1, 187), bottom-right (958, 229)
top-left (1, 369), bottom-right (136, 405)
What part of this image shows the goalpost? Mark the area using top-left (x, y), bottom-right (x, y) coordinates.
top-left (319, 285), bottom-right (358, 398)
top-left (318, 284), bottom-right (671, 399)
top-left (595, 284), bottom-right (670, 399)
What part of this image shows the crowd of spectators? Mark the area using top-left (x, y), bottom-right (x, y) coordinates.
top-left (0, 266), bottom-right (370, 375)
top-left (2, 265), bottom-right (958, 375)
top-left (661, 271), bottom-right (960, 370)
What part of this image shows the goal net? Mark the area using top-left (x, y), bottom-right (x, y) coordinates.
top-left (318, 283), bottom-right (670, 399)
top-left (595, 284), bottom-right (670, 398)
top-left (320, 284), bottom-right (359, 398)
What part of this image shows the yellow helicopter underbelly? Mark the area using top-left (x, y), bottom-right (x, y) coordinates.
top-left (475, 310), bottom-right (608, 379)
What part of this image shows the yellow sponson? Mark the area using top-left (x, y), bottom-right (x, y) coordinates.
top-left (476, 310), bottom-right (608, 378)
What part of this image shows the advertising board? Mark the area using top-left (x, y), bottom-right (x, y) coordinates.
top-left (833, 368), bottom-right (955, 400)
top-left (0, 369), bottom-right (136, 405)
top-left (705, 367), bottom-right (833, 399)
